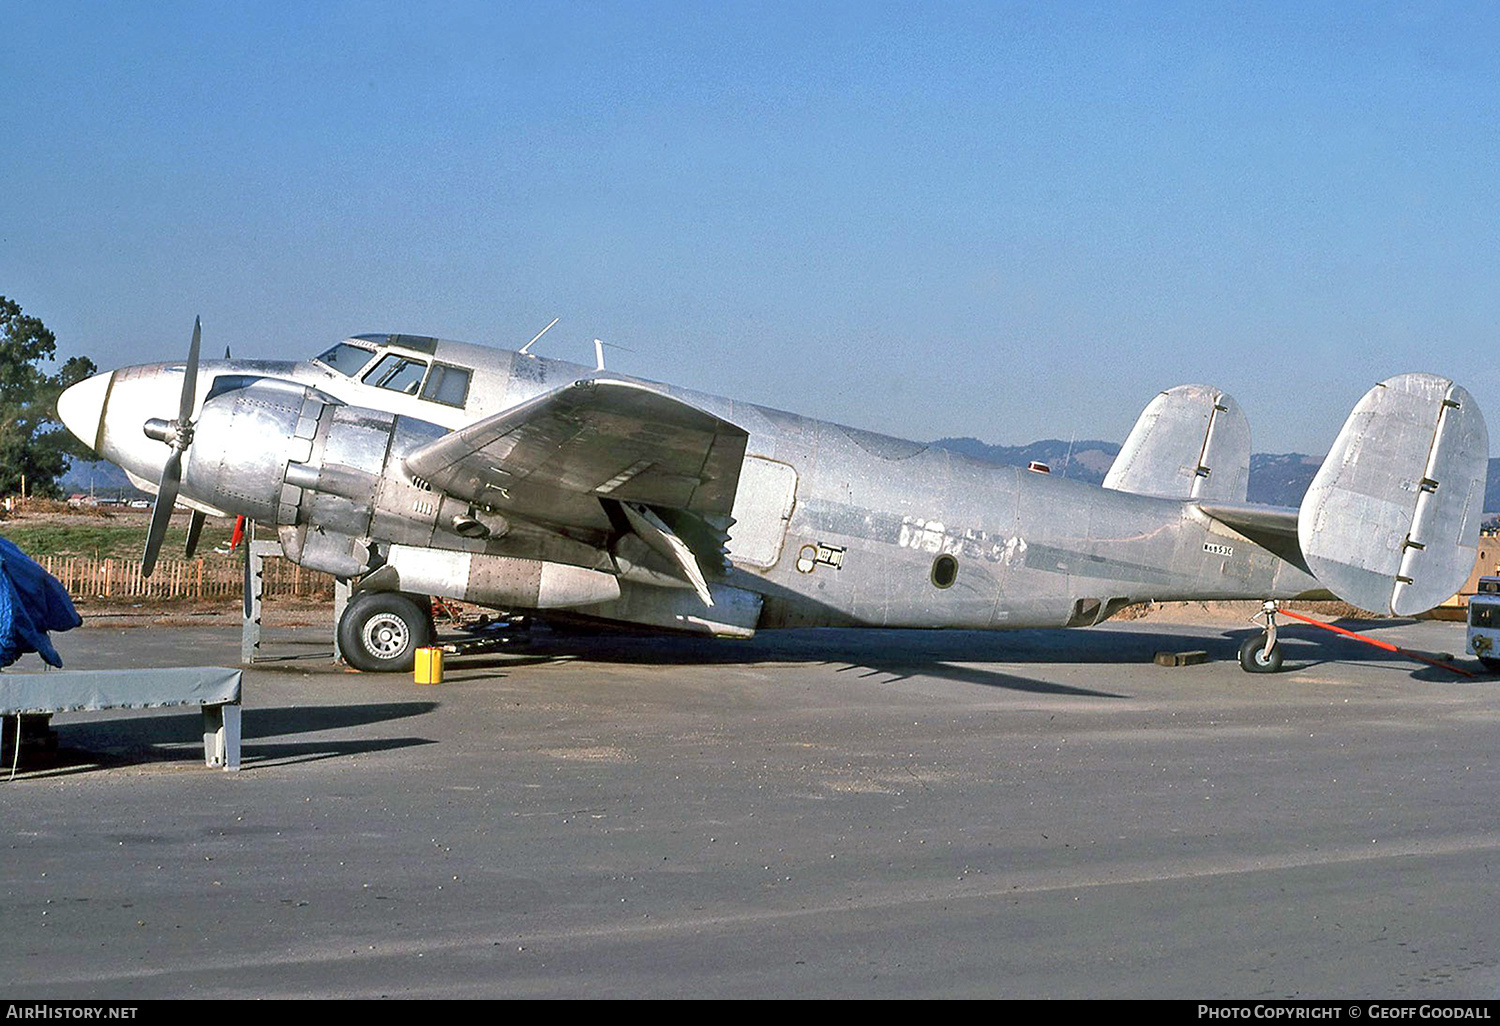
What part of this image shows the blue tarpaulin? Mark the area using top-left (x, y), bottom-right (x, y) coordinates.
top-left (0, 536), bottom-right (82, 668)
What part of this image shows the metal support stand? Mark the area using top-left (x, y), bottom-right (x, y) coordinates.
top-left (202, 702), bottom-right (242, 770)
top-left (332, 577), bottom-right (351, 663)
top-left (241, 520), bottom-right (283, 665)
top-left (240, 519), bottom-right (352, 665)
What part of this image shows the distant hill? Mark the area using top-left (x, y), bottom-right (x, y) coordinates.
top-left (930, 438), bottom-right (1397, 510)
top-left (1247, 452), bottom-right (1322, 509)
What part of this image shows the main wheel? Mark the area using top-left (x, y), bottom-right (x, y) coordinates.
top-left (339, 592), bottom-right (433, 672)
top-left (1239, 634), bottom-right (1284, 673)
top-left (1480, 656), bottom-right (1500, 673)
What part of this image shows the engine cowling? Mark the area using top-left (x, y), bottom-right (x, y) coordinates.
top-left (184, 376), bottom-right (486, 577)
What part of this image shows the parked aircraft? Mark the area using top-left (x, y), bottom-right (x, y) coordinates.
top-left (55, 322), bottom-right (1489, 673)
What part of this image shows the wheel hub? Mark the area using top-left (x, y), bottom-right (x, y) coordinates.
top-left (362, 612), bottom-right (411, 659)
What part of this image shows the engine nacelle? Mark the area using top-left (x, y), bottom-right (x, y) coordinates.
top-left (369, 545), bottom-right (623, 609)
top-left (184, 376), bottom-right (500, 577)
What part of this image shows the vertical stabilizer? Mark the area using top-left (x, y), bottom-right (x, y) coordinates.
top-left (1298, 374), bottom-right (1488, 616)
top-left (1103, 385), bottom-right (1250, 501)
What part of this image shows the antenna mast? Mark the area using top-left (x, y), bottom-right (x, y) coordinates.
top-left (519, 317), bottom-right (559, 355)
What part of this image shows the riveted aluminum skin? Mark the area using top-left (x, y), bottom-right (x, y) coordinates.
top-left (183, 378), bottom-right (318, 525)
top-left (1300, 374), bottom-right (1489, 616)
top-left (381, 545), bottom-right (622, 609)
top-left (58, 334), bottom-right (1489, 635)
top-left (1104, 384), bottom-right (1251, 502)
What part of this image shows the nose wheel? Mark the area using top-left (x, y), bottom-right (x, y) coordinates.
top-left (1240, 600), bottom-right (1285, 673)
top-left (338, 592), bottom-right (433, 672)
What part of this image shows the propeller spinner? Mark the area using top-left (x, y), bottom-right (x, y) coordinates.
top-left (139, 317), bottom-right (202, 577)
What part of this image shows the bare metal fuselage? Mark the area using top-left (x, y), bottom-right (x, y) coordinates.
top-left (76, 335), bottom-right (1318, 634)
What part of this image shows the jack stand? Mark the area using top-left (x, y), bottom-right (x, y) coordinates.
top-left (240, 520), bottom-right (279, 665)
top-left (241, 520), bottom-right (354, 665)
top-left (332, 578), bottom-right (350, 663)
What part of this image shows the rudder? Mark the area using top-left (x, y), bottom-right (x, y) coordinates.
top-left (1298, 373), bottom-right (1488, 616)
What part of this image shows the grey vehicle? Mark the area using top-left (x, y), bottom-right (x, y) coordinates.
top-left (1467, 576), bottom-right (1500, 671)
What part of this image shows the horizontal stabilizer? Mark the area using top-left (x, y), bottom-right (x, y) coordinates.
top-left (1196, 501), bottom-right (1306, 572)
top-left (1104, 385), bottom-right (1250, 502)
top-left (1298, 374), bottom-right (1488, 616)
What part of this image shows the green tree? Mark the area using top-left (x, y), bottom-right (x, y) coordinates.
top-left (0, 296), bottom-right (98, 497)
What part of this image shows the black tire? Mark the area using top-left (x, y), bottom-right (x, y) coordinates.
top-left (1480, 656), bottom-right (1500, 674)
top-left (339, 592), bottom-right (432, 672)
top-left (1239, 634), bottom-right (1284, 673)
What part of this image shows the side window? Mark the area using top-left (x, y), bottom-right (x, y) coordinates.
top-left (362, 354), bottom-right (428, 395)
top-left (315, 343), bottom-right (377, 377)
top-left (421, 363), bottom-right (472, 408)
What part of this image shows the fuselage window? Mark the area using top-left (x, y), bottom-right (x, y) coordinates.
top-left (315, 343), bottom-right (377, 377)
top-left (362, 354), bottom-right (429, 395)
top-left (421, 363), bottom-right (472, 408)
top-left (931, 553), bottom-right (958, 589)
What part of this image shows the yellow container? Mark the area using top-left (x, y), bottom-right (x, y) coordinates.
top-left (414, 646), bottom-right (444, 685)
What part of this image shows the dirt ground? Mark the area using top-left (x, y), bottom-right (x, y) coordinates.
top-left (71, 596), bottom-right (334, 630)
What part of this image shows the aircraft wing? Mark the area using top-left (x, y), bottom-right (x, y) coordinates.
top-left (1195, 502), bottom-right (1309, 574)
top-left (403, 378), bottom-right (749, 529)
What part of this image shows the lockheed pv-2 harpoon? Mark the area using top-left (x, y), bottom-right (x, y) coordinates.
top-left (56, 323), bottom-right (1488, 672)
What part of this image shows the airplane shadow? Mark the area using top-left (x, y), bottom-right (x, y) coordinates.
top-left (441, 617), bottom-right (1486, 693)
top-left (21, 701), bottom-right (439, 776)
top-left (438, 625), bottom-right (1237, 699)
top-left (447, 649), bottom-right (1123, 698)
top-left (1246, 617), bottom-right (1484, 680)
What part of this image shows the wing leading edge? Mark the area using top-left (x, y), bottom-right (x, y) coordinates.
top-left (404, 378), bottom-right (749, 520)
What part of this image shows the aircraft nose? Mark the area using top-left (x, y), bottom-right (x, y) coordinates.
top-left (56, 370), bottom-right (115, 454)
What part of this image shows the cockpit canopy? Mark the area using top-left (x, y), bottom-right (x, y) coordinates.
top-left (313, 335), bottom-right (473, 408)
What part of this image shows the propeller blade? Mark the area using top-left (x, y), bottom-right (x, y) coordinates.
top-left (142, 450), bottom-right (182, 578)
top-left (183, 509), bottom-right (206, 559)
top-left (178, 316), bottom-right (202, 425)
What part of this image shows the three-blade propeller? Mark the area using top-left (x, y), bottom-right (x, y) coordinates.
top-left (140, 317), bottom-right (202, 578)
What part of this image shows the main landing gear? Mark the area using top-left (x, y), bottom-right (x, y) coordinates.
top-left (337, 591), bottom-right (434, 673)
top-left (1240, 600), bottom-right (1285, 673)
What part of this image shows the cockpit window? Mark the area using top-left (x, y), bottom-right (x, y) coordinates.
top-left (362, 354), bottom-right (429, 395)
top-left (315, 343), bottom-right (377, 377)
top-left (421, 363), bottom-right (472, 408)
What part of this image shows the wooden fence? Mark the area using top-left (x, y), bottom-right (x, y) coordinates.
top-left (41, 556), bottom-right (337, 601)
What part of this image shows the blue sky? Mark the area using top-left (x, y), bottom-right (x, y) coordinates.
top-left (3, 1), bottom-right (1497, 453)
